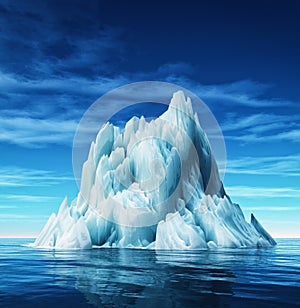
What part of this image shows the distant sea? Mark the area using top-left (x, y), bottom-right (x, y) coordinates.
top-left (0, 238), bottom-right (299, 307)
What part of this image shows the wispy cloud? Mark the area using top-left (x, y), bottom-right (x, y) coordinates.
top-left (0, 70), bottom-right (126, 98)
top-left (0, 214), bottom-right (49, 221)
top-left (1, 68), bottom-right (299, 148)
top-left (221, 113), bottom-right (300, 132)
top-left (219, 111), bottom-right (300, 144)
top-left (0, 166), bottom-right (74, 187)
top-left (0, 194), bottom-right (60, 203)
top-left (226, 129), bottom-right (300, 143)
top-left (0, 115), bottom-right (78, 147)
top-left (243, 206), bottom-right (298, 211)
top-left (0, 118), bottom-right (72, 148)
top-left (224, 155), bottom-right (300, 177)
top-left (226, 186), bottom-right (300, 198)
top-left (163, 77), bottom-right (295, 108)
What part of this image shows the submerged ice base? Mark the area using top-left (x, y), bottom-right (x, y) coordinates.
top-left (33, 91), bottom-right (276, 250)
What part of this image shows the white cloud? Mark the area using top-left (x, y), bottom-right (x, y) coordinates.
top-left (221, 113), bottom-right (300, 132)
top-left (164, 77), bottom-right (294, 107)
top-left (0, 115), bottom-right (78, 147)
top-left (213, 105), bottom-right (300, 144)
top-left (243, 206), bottom-right (297, 211)
top-left (225, 129), bottom-right (300, 143)
top-left (0, 70), bottom-right (127, 99)
top-left (0, 214), bottom-right (49, 220)
top-left (224, 155), bottom-right (300, 177)
top-left (0, 166), bottom-right (74, 187)
top-left (0, 194), bottom-right (60, 203)
top-left (1, 68), bottom-right (299, 149)
top-left (0, 70), bottom-right (132, 147)
top-left (226, 186), bottom-right (300, 198)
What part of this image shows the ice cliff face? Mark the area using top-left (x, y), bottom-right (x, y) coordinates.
top-left (33, 91), bottom-right (276, 249)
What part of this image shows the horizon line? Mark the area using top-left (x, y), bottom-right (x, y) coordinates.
top-left (1, 236), bottom-right (300, 240)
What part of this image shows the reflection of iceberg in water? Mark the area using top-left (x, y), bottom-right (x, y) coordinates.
top-left (50, 249), bottom-right (236, 307)
top-left (33, 91), bottom-right (276, 249)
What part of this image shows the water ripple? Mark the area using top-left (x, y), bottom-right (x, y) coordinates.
top-left (0, 238), bottom-right (299, 307)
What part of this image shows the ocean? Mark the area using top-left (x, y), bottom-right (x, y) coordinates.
top-left (0, 238), bottom-right (299, 307)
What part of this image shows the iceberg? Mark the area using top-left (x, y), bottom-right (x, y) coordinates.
top-left (33, 91), bottom-right (276, 249)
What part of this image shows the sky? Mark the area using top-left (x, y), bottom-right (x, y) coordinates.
top-left (0, 0), bottom-right (299, 238)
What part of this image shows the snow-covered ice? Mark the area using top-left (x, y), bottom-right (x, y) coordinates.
top-left (33, 91), bottom-right (276, 249)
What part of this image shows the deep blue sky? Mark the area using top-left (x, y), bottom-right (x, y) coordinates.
top-left (0, 0), bottom-right (299, 237)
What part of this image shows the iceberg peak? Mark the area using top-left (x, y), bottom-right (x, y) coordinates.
top-left (169, 90), bottom-right (193, 115)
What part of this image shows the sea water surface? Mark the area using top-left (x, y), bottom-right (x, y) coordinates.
top-left (0, 238), bottom-right (299, 307)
